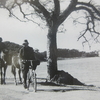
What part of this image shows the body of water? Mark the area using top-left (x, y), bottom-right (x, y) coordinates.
top-left (6, 57), bottom-right (100, 87)
top-left (36, 57), bottom-right (100, 87)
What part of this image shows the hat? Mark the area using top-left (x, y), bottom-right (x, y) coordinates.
top-left (23, 39), bottom-right (29, 45)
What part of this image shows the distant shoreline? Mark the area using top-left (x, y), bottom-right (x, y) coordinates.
top-left (57, 56), bottom-right (99, 60)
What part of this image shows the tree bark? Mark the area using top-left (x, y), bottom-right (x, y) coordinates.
top-left (47, 26), bottom-right (58, 80)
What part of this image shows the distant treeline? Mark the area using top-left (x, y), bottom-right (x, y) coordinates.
top-left (4, 41), bottom-right (99, 62)
top-left (57, 48), bottom-right (99, 58)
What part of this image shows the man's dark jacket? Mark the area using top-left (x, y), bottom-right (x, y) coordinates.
top-left (19, 46), bottom-right (35, 60)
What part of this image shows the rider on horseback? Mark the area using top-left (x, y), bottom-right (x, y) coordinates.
top-left (0, 37), bottom-right (8, 84)
top-left (19, 39), bottom-right (36, 89)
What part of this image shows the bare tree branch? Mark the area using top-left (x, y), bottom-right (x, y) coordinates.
top-left (5, 5), bottom-right (41, 26)
top-left (53, 0), bottom-right (60, 17)
top-left (29, 0), bottom-right (50, 24)
top-left (77, 2), bottom-right (100, 16)
top-left (73, 2), bottom-right (100, 45)
top-left (58, 0), bottom-right (78, 25)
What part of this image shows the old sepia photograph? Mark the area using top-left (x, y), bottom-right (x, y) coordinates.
top-left (0, 0), bottom-right (100, 100)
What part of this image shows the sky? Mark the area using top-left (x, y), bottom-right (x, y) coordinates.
top-left (0, 0), bottom-right (100, 52)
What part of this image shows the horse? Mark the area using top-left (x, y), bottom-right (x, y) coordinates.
top-left (11, 55), bottom-right (40, 85)
top-left (11, 56), bottom-right (22, 85)
top-left (0, 50), bottom-right (19, 85)
top-left (0, 51), bottom-right (23, 85)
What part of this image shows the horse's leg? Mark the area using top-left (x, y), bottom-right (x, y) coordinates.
top-left (0, 59), bottom-right (4, 84)
top-left (11, 65), bottom-right (17, 85)
top-left (3, 63), bottom-right (7, 84)
top-left (18, 69), bottom-right (22, 84)
top-left (0, 67), bottom-right (3, 84)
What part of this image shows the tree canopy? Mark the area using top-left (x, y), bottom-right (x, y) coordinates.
top-left (0, 0), bottom-right (100, 46)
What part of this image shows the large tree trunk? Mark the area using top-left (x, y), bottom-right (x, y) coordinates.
top-left (47, 26), bottom-right (58, 80)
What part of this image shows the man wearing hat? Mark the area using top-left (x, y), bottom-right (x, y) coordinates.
top-left (19, 39), bottom-right (35, 89)
top-left (0, 37), bottom-right (8, 84)
top-left (0, 37), bottom-right (8, 63)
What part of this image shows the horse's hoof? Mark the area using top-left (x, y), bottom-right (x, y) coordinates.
top-left (15, 82), bottom-right (17, 85)
top-left (1, 82), bottom-right (3, 85)
top-left (1, 80), bottom-right (3, 84)
top-left (3, 82), bottom-right (6, 85)
top-left (18, 82), bottom-right (23, 84)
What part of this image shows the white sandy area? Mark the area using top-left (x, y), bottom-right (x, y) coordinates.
top-left (0, 80), bottom-right (100, 100)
